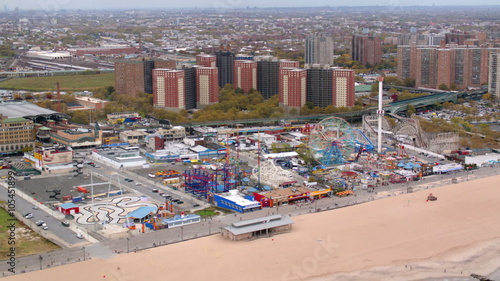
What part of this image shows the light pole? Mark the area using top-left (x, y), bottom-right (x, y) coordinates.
top-left (126, 238), bottom-right (130, 253)
top-left (82, 247), bottom-right (86, 261)
top-left (181, 226), bottom-right (184, 241)
top-left (208, 221), bottom-right (211, 235)
top-left (38, 255), bottom-right (42, 270)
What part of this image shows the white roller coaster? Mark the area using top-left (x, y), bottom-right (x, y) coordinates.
top-left (251, 160), bottom-right (297, 189)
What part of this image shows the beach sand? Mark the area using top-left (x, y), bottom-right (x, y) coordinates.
top-left (5, 175), bottom-right (500, 281)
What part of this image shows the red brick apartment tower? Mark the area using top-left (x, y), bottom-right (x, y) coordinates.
top-left (115, 61), bottom-right (146, 97)
top-left (436, 48), bottom-right (452, 88)
top-left (233, 60), bottom-right (257, 93)
top-left (352, 35), bottom-right (382, 66)
top-left (196, 67), bottom-right (219, 108)
top-left (415, 47), bottom-right (439, 89)
top-left (331, 69), bottom-right (355, 107)
top-left (279, 68), bottom-right (307, 108)
top-left (153, 69), bottom-right (186, 112)
top-left (279, 59), bottom-right (300, 68)
top-left (196, 54), bottom-right (216, 67)
top-left (397, 43), bottom-right (419, 82)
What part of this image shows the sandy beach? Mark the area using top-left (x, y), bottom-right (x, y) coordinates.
top-left (5, 175), bottom-right (500, 281)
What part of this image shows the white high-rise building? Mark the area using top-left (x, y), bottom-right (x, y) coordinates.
top-left (305, 33), bottom-right (334, 66)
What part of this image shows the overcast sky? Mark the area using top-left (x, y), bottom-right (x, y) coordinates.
top-left (2, 0), bottom-right (498, 11)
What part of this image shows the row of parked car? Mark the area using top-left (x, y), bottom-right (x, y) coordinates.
top-left (24, 213), bottom-right (49, 230)
top-left (151, 189), bottom-right (185, 204)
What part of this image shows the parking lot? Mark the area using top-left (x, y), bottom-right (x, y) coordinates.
top-left (15, 174), bottom-right (122, 205)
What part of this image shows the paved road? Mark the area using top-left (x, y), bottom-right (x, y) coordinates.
top-left (0, 183), bottom-right (84, 248)
top-left (1, 163), bottom-right (498, 278)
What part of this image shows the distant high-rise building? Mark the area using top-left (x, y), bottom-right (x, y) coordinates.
top-left (489, 51), bottom-right (500, 99)
top-left (331, 69), bottom-right (355, 107)
top-left (397, 43), bottom-right (498, 90)
top-left (215, 50), bottom-right (235, 88)
top-left (305, 33), bottom-right (335, 66)
top-left (279, 68), bottom-right (307, 109)
top-left (445, 31), bottom-right (476, 45)
top-left (352, 35), bottom-right (382, 66)
top-left (115, 60), bottom-right (175, 97)
top-left (306, 65), bottom-right (333, 108)
top-left (153, 69), bottom-right (186, 112)
top-left (398, 33), bottom-right (445, 46)
top-left (279, 59), bottom-right (300, 68)
top-left (235, 54), bottom-right (254, 61)
top-left (183, 66), bottom-right (197, 110)
top-left (255, 56), bottom-right (279, 100)
top-left (234, 60), bottom-right (257, 93)
top-left (196, 54), bottom-right (216, 67)
top-left (196, 67), bottom-right (219, 108)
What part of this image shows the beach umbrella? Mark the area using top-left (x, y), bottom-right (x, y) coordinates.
top-left (263, 185), bottom-right (272, 191)
top-left (247, 187), bottom-right (258, 193)
top-left (242, 177), bottom-right (250, 182)
top-left (397, 162), bottom-right (406, 167)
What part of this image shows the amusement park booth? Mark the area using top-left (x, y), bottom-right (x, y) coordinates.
top-left (127, 206), bottom-right (158, 223)
top-left (254, 187), bottom-right (311, 207)
top-left (57, 203), bottom-right (80, 215)
top-left (221, 214), bottom-right (293, 241)
top-left (214, 190), bottom-right (261, 213)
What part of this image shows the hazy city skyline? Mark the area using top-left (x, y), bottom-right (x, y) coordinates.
top-left (2, 0), bottom-right (499, 11)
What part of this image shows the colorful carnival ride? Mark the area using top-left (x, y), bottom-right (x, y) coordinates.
top-left (308, 117), bottom-right (374, 166)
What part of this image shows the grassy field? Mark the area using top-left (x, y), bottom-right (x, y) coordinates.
top-left (0, 73), bottom-right (115, 91)
top-left (0, 207), bottom-right (59, 260)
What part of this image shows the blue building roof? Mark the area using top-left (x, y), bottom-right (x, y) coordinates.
top-left (59, 203), bottom-right (79, 209)
top-left (127, 206), bottom-right (158, 219)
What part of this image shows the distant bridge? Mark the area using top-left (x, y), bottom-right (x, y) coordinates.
top-left (382, 89), bottom-right (487, 114)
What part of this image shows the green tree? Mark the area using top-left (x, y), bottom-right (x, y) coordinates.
top-left (438, 83), bottom-right (450, 91)
top-left (403, 78), bottom-right (416, 87)
top-left (406, 104), bottom-right (416, 116)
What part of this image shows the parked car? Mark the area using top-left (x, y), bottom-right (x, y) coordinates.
top-left (160, 193), bottom-right (167, 197)
top-left (76, 233), bottom-right (83, 239)
top-left (61, 221), bottom-right (70, 227)
top-left (176, 201), bottom-right (184, 204)
top-left (35, 220), bottom-right (44, 226)
top-left (24, 213), bottom-right (33, 219)
top-left (152, 189), bottom-right (159, 193)
top-left (41, 223), bottom-right (48, 230)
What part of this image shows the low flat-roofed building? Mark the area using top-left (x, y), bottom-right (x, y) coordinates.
top-left (119, 130), bottom-right (148, 144)
top-left (51, 125), bottom-right (102, 148)
top-left (162, 214), bottom-right (201, 228)
top-left (214, 190), bottom-right (261, 213)
top-left (74, 97), bottom-right (109, 111)
top-left (156, 126), bottom-right (186, 142)
top-left (253, 186), bottom-right (311, 207)
top-left (92, 146), bottom-right (146, 168)
top-left (107, 112), bottom-right (140, 124)
top-left (221, 214), bottom-right (293, 241)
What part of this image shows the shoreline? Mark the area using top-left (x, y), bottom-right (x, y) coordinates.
top-left (3, 174), bottom-right (500, 281)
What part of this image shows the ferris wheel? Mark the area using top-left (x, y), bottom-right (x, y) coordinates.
top-left (308, 117), bottom-right (357, 166)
